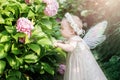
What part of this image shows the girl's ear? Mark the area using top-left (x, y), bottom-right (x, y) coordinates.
top-left (70, 30), bottom-right (76, 34)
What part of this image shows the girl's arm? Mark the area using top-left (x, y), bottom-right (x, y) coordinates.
top-left (54, 40), bottom-right (77, 52)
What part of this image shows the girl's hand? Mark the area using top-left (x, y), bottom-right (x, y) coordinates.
top-left (53, 40), bottom-right (65, 47)
top-left (57, 40), bottom-right (64, 43)
top-left (54, 40), bottom-right (75, 52)
top-left (53, 42), bottom-right (58, 47)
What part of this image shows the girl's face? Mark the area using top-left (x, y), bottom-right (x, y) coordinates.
top-left (60, 19), bottom-right (75, 38)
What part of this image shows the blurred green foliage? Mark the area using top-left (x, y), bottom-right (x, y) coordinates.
top-left (82, 0), bottom-right (120, 80)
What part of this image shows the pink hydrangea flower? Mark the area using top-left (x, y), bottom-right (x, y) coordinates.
top-left (19, 38), bottom-right (25, 43)
top-left (25, 0), bottom-right (34, 4)
top-left (58, 64), bottom-right (66, 75)
top-left (56, 18), bottom-right (61, 23)
top-left (43, 0), bottom-right (59, 16)
top-left (42, 0), bottom-right (51, 4)
top-left (25, 0), bottom-right (29, 4)
top-left (43, 0), bottom-right (56, 4)
top-left (44, 4), bottom-right (59, 17)
top-left (16, 17), bottom-right (34, 37)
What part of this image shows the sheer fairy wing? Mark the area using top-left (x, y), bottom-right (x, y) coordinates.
top-left (83, 21), bottom-right (108, 49)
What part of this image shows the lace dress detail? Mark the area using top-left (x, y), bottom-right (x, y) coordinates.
top-left (64, 36), bottom-right (107, 80)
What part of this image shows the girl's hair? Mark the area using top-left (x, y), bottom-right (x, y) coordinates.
top-left (64, 12), bottom-right (85, 35)
top-left (71, 15), bottom-right (83, 29)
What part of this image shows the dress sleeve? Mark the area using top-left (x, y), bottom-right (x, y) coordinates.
top-left (57, 36), bottom-right (81, 52)
top-left (65, 36), bottom-right (82, 52)
top-left (64, 40), bottom-right (78, 52)
top-left (69, 40), bottom-right (77, 49)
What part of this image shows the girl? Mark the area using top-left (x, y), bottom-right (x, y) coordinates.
top-left (54, 13), bottom-right (107, 80)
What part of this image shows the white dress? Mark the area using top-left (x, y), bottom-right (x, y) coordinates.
top-left (63, 36), bottom-right (107, 80)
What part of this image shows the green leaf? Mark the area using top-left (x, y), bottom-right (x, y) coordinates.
top-left (35, 4), bottom-right (45, 13)
top-left (41, 62), bottom-right (54, 75)
top-left (0, 0), bottom-right (7, 3)
top-left (28, 10), bottom-right (35, 18)
top-left (32, 25), bottom-right (47, 38)
top-left (40, 69), bottom-right (45, 74)
top-left (37, 37), bottom-right (52, 45)
top-left (11, 44), bottom-right (20, 55)
top-left (41, 19), bottom-right (52, 29)
top-left (1, 10), bottom-right (11, 17)
top-left (15, 33), bottom-right (25, 37)
top-left (0, 60), bottom-right (6, 74)
top-left (7, 70), bottom-right (22, 79)
top-left (0, 44), bottom-right (4, 50)
top-left (55, 47), bottom-right (66, 58)
top-left (12, 5), bottom-right (20, 18)
top-left (0, 14), bottom-right (5, 24)
top-left (12, 33), bottom-right (25, 42)
top-left (6, 76), bottom-right (19, 80)
top-left (5, 18), bottom-right (14, 25)
top-left (25, 35), bottom-right (31, 44)
top-left (28, 44), bottom-right (41, 55)
top-left (15, 56), bottom-right (23, 65)
top-left (20, 3), bottom-right (29, 13)
top-left (0, 50), bottom-right (7, 59)
top-left (5, 5), bottom-right (15, 14)
top-left (0, 44), bottom-right (7, 59)
top-left (6, 56), bottom-right (19, 69)
top-left (5, 26), bottom-right (16, 34)
top-left (24, 54), bottom-right (38, 63)
top-left (34, 0), bottom-right (42, 4)
top-left (109, 56), bottom-right (119, 63)
top-left (0, 31), bottom-right (8, 37)
top-left (0, 35), bottom-right (10, 42)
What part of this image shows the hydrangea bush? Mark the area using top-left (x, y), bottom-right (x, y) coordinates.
top-left (0, 0), bottom-right (65, 79)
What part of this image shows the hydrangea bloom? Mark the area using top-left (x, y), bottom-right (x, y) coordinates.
top-left (43, 0), bottom-right (59, 16)
top-left (58, 64), bottom-right (66, 75)
top-left (25, 0), bottom-right (34, 4)
top-left (42, 0), bottom-right (52, 4)
top-left (16, 17), bottom-right (34, 37)
top-left (56, 18), bottom-right (61, 23)
top-left (19, 38), bottom-right (25, 43)
top-left (25, 0), bottom-right (29, 4)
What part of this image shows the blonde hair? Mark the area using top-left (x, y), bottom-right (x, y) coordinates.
top-left (71, 15), bottom-right (83, 29)
top-left (64, 12), bottom-right (84, 35)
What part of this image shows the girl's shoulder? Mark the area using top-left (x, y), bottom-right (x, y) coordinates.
top-left (70, 36), bottom-right (82, 42)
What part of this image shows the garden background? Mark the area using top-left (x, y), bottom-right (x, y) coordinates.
top-left (0, 0), bottom-right (120, 80)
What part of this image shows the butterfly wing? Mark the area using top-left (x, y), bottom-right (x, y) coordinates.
top-left (83, 21), bottom-right (108, 49)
